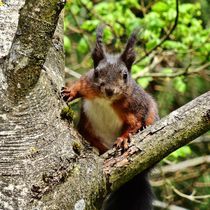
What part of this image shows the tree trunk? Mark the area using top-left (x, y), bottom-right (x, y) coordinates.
top-left (0, 1), bottom-right (210, 210)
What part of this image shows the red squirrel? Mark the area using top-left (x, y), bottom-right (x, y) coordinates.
top-left (61, 27), bottom-right (159, 154)
top-left (62, 26), bottom-right (159, 210)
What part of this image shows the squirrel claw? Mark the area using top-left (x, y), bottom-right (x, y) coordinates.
top-left (67, 96), bottom-right (74, 102)
top-left (61, 87), bottom-right (70, 94)
top-left (61, 87), bottom-right (73, 102)
top-left (114, 137), bottom-right (129, 151)
top-left (62, 95), bottom-right (70, 102)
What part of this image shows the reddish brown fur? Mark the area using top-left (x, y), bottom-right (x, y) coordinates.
top-left (112, 96), bottom-right (157, 150)
top-left (62, 76), bottom-right (158, 154)
top-left (62, 74), bottom-right (100, 101)
top-left (145, 109), bottom-right (157, 126)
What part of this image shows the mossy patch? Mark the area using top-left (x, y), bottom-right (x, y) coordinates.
top-left (61, 104), bottom-right (74, 123)
top-left (72, 141), bottom-right (82, 155)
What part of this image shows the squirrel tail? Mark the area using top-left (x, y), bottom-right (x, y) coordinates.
top-left (102, 170), bottom-right (153, 210)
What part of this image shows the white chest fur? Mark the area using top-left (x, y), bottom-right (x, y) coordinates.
top-left (83, 98), bottom-right (123, 148)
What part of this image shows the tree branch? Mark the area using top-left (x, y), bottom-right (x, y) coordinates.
top-left (3, 0), bottom-right (65, 101)
top-left (153, 200), bottom-right (189, 210)
top-left (103, 91), bottom-right (210, 191)
top-left (170, 183), bottom-right (210, 203)
top-left (1, 2), bottom-right (210, 209)
top-left (27, 91), bottom-right (209, 209)
top-left (133, 62), bottom-right (210, 80)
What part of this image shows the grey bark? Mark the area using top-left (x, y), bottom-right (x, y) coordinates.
top-left (0, 1), bottom-right (210, 210)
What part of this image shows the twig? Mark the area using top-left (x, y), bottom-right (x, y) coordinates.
top-left (145, 1), bottom-right (157, 12)
top-left (133, 51), bottom-right (163, 78)
top-left (78, 0), bottom-right (117, 37)
top-left (135, 0), bottom-right (179, 64)
top-left (140, 0), bottom-right (146, 16)
top-left (66, 25), bottom-right (83, 34)
top-left (72, 52), bottom-right (92, 70)
top-left (151, 170), bottom-right (206, 187)
top-left (153, 200), bottom-right (189, 210)
top-left (152, 155), bottom-right (210, 177)
top-left (133, 62), bottom-right (210, 80)
top-left (65, 67), bottom-right (81, 79)
top-left (190, 134), bottom-right (210, 144)
top-left (194, 182), bottom-right (210, 188)
top-left (169, 182), bottom-right (210, 203)
top-left (69, 9), bottom-right (92, 50)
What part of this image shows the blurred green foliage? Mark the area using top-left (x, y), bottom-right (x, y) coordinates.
top-left (64, 0), bottom-right (210, 115)
top-left (64, 0), bottom-right (210, 209)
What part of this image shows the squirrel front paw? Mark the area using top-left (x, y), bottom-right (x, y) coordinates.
top-left (114, 137), bottom-right (130, 151)
top-left (61, 87), bottom-right (76, 102)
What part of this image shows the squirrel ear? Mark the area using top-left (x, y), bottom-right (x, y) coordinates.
top-left (91, 25), bottom-right (106, 68)
top-left (120, 30), bottom-right (138, 71)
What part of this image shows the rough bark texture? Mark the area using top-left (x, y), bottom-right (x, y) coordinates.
top-left (0, 1), bottom-right (106, 210)
top-left (0, 1), bottom-right (210, 210)
top-left (103, 91), bottom-right (210, 191)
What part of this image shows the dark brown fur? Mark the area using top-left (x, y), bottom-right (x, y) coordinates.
top-left (62, 26), bottom-right (159, 210)
top-left (62, 26), bottom-right (158, 153)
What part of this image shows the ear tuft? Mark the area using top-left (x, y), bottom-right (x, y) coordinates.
top-left (120, 29), bottom-right (139, 71)
top-left (91, 25), bottom-right (106, 68)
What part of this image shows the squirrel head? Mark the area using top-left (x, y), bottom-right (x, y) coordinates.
top-left (91, 26), bottom-right (138, 99)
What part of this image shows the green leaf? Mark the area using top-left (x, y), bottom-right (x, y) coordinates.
top-left (71, 4), bottom-right (80, 15)
top-left (81, 20), bottom-right (100, 31)
top-left (64, 36), bottom-right (71, 54)
top-left (121, 0), bottom-right (140, 8)
top-left (77, 38), bottom-right (89, 54)
top-left (163, 41), bottom-right (188, 51)
top-left (169, 146), bottom-right (192, 159)
top-left (137, 77), bottom-right (153, 89)
top-left (152, 2), bottom-right (169, 12)
top-left (146, 39), bottom-right (159, 51)
top-left (180, 3), bottom-right (195, 13)
top-left (162, 68), bottom-right (173, 74)
top-left (113, 23), bottom-right (124, 36)
top-left (173, 76), bottom-right (187, 93)
top-left (132, 64), bottom-right (141, 74)
top-left (103, 29), bottom-right (113, 44)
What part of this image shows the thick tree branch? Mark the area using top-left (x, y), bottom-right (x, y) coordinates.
top-left (3, 0), bottom-right (65, 101)
top-left (0, 1), bottom-right (209, 209)
top-left (28, 91), bottom-right (210, 209)
top-left (103, 91), bottom-right (210, 191)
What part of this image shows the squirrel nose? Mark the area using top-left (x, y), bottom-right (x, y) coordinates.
top-left (105, 88), bottom-right (113, 97)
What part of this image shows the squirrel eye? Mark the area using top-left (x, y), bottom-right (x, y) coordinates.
top-left (123, 72), bottom-right (128, 81)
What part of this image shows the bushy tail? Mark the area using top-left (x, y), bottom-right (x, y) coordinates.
top-left (102, 170), bottom-right (153, 210)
